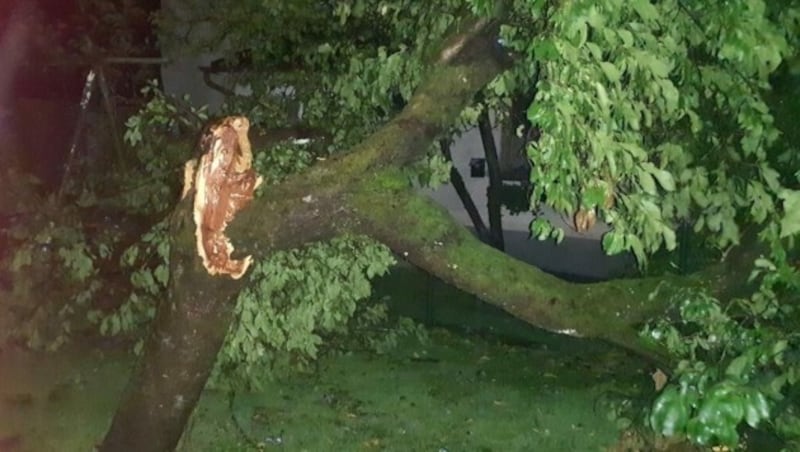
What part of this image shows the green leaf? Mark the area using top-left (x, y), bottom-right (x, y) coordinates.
top-left (602, 231), bottom-right (625, 254)
top-left (620, 142), bottom-right (647, 158)
top-left (772, 340), bottom-right (788, 364)
top-left (631, 0), bottom-right (659, 21)
top-left (658, 79), bottom-right (679, 114)
top-left (686, 418), bottom-right (713, 445)
top-left (533, 39), bottom-right (559, 61)
top-left (641, 53), bottom-right (673, 78)
top-left (743, 390), bottom-right (770, 427)
top-left (618, 29), bottom-right (634, 47)
top-left (779, 190), bottom-right (800, 237)
top-left (595, 82), bottom-right (611, 115)
top-left (761, 165), bottom-right (781, 191)
top-left (652, 168), bottom-right (676, 191)
top-left (154, 264), bottom-right (169, 286)
top-left (650, 386), bottom-right (689, 436)
top-left (531, 218), bottom-right (553, 240)
top-left (584, 185), bottom-right (607, 207)
top-left (599, 62), bottom-right (621, 83)
top-left (662, 226), bottom-right (676, 251)
top-left (725, 354), bottom-right (751, 379)
top-left (585, 42), bottom-right (602, 60)
top-left (626, 234), bottom-right (646, 263)
top-left (638, 168), bottom-right (657, 195)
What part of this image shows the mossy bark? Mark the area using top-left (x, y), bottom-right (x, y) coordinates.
top-left (346, 174), bottom-right (679, 363)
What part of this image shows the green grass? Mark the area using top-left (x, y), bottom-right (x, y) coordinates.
top-left (185, 328), bottom-right (646, 451)
top-left (0, 327), bottom-right (647, 452)
top-left (0, 346), bottom-right (131, 451)
top-left (0, 265), bottom-right (654, 451)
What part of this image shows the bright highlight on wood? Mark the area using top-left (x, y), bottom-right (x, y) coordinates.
top-left (182, 116), bottom-right (263, 279)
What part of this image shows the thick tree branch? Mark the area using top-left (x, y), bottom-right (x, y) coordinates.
top-left (347, 173), bottom-right (693, 364)
top-left (228, 16), bottom-right (508, 252)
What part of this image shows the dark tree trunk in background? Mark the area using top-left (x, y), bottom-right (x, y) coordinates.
top-left (499, 82), bottom-right (537, 178)
top-left (440, 138), bottom-right (492, 243)
top-left (477, 106), bottom-right (505, 251)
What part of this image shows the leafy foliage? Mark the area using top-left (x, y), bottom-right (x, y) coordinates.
top-left (3, 199), bottom-right (108, 350)
top-left (644, 256), bottom-right (800, 447)
top-left (252, 141), bottom-right (315, 184)
top-left (410, 151), bottom-right (453, 189)
top-left (87, 220), bottom-right (170, 345)
top-left (212, 235), bottom-right (398, 389)
top-left (644, 288), bottom-right (776, 446)
top-left (62, 82), bottom-right (206, 218)
top-left (123, 80), bottom-right (209, 148)
top-left (523, 0), bottom-right (798, 263)
top-left (448, 0), bottom-right (800, 448)
top-left (486, 3), bottom-right (800, 444)
top-left (158, 0), bottom-right (467, 150)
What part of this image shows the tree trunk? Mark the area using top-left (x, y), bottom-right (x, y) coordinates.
top-left (99, 200), bottom-right (248, 451)
top-left (439, 138), bottom-right (492, 243)
top-left (477, 106), bottom-right (505, 250)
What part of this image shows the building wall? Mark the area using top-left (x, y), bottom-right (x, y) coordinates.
top-left (160, 0), bottom-right (227, 112)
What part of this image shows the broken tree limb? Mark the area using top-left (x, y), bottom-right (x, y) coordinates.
top-left (100, 15), bottom-right (509, 452)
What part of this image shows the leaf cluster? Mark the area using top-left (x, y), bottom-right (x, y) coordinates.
top-left (522, 0), bottom-right (797, 264)
top-left (644, 276), bottom-right (800, 447)
top-left (212, 235), bottom-right (397, 389)
top-left (2, 199), bottom-right (112, 350)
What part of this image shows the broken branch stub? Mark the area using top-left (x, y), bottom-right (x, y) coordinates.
top-left (182, 116), bottom-right (263, 279)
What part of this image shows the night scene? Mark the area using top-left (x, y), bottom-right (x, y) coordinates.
top-left (0, 0), bottom-right (798, 451)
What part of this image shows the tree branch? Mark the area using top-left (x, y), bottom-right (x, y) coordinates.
top-left (347, 173), bottom-right (685, 364)
top-left (101, 15), bottom-right (512, 451)
top-left (228, 16), bottom-right (508, 249)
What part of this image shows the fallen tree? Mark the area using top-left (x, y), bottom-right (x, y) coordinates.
top-left (91, 1), bottom-right (799, 450)
top-left (99, 17), bottom-right (518, 451)
top-left (100, 17), bottom-right (674, 451)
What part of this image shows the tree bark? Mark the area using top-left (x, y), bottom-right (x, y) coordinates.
top-left (346, 174), bottom-right (677, 364)
top-left (477, 106), bottom-right (505, 250)
top-left (99, 199), bottom-right (245, 451)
